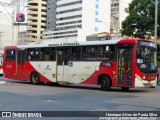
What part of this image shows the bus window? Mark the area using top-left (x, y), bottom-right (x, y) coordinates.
top-left (6, 49), bottom-right (16, 61)
top-left (28, 48), bottom-right (40, 61)
top-left (0, 57), bottom-right (2, 66)
top-left (40, 48), bottom-right (56, 61)
top-left (70, 47), bottom-right (81, 61)
top-left (98, 45), bottom-right (115, 61)
top-left (82, 46), bottom-right (97, 61)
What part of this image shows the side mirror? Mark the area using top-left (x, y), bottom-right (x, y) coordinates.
top-left (137, 48), bottom-right (140, 56)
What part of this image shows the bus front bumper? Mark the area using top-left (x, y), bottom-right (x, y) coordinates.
top-left (135, 76), bottom-right (157, 87)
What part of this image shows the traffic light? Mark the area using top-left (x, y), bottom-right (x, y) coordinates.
top-left (16, 13), bottom-right (25, 22)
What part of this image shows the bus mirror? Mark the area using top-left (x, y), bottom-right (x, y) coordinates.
top-left (137, 48), bottom-right (140, 56)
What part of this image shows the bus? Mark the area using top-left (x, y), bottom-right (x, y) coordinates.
top-left (3, 38), bottom-right (158, 90)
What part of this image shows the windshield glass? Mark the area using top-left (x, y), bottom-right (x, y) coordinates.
top-left (0, 56), bottom-right (3, 66)
top-left (136, 41), bottom-right (157, 73)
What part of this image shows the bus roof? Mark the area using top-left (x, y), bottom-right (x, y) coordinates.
top-left (6, 38), bottom-right (149, 49)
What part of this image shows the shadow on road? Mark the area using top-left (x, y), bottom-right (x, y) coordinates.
top-left (2, 78), bottom-right (155, 94)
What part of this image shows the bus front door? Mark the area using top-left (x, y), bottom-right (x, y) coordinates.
top-left (117, 46), bottom-right (133, 86)
top-left (56, 48), bottom-right (70, 82)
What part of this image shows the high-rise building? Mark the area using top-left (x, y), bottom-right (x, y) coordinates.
top-left (27, 0), bottom-right (47, 43)
top-left (110, 0), bottom-right (132, 38)
top-left (42, 0), bottom-right (110, 43)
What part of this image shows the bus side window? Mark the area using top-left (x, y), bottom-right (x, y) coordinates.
top-left (28, 48), bottom-right (39, 61)
top-left (28, 51), bottom-right (32, 61)
top-left (50, 49), bottom-right (56, 61)
top-left (98, 45), bottom-right (115, 61)
top-left (82, 46), bottom-right (97, 61)
top-left (70, 47), bottom-right (81, 61)
top-left (109, 45), bottom-right (115, 60)
top-left (43, 52), bottom-right (50, 61)
top-left (6, 49), bottom-right (16, 61)
top-left (41, 48), bottom-right (55, 61)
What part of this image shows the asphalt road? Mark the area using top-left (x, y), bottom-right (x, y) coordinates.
top-left (0, 77), bottom-right (160, 120)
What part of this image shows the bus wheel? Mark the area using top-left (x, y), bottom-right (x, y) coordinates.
top-left (121, 87), bottom-right (130, 91)
top-left (100, 76), bottom-right (111, 91)
top-left (30, 72), bottom-right (40, 85)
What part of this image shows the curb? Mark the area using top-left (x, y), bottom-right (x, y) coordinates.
top-left (0, 81), bottom-right (6, 84)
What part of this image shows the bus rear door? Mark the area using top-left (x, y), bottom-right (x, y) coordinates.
top-left (117, 45), bottom-right (133, 87)
top-left (56, 48), bottom-right (70, 82)
top-left (16, 49), bottom-right (25, 80)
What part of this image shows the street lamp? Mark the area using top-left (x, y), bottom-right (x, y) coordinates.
top-left (0, 31), bottom-right (4, 50)
top-left (121, 23), bottom-right (136, 37)
top-left (98, 20), bottom-right (111, 39)
top-left (98, 20), bottom-right (110, 28)
top-left (121, 23), bottom-right (136, 32)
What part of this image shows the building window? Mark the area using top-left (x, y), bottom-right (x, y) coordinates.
top-left (95, 11), bottom-right (98, 15)
top-left (96, 4), bottom-right (99, 9)
top-left (57, 1), bottom-right (82, 8)
top-left (96, 0), bottom-right (99, 2)
top-left (95, 18), bottom-right (99, 22)
top-left (95, 27), bottom-right (98, 31)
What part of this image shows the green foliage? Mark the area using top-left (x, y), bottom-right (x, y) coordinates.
top-left (122, 0), bottom-right (160, 39)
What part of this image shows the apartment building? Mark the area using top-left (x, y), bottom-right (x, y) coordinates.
top-left (27, 0), bottom-right (47, 43)
top-left (110, 0), bottom-right (132, 37)
top-left (42, 0), bottom-right (110, 43)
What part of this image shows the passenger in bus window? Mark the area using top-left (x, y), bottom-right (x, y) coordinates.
top-left (44, 52), bottom-right (50, 61)
top-left (28, 51), bottom-right (31, 60)
top-left (50, 51), bottom-right (55, 61)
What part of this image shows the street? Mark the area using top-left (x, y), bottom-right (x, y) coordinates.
top-left (0, 77), bottom-right (160, 120)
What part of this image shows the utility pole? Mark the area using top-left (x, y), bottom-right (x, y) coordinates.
top-left (154, 0), bottom-right (158, 67)
top-left (0, 32), bottom-right (4, 50)
top-left (155, 0), bottom-right (158, 45)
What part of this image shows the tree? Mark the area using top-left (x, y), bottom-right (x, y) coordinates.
top-left (122, 0), bottom-right (160, 39)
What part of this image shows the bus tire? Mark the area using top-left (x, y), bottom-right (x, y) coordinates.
top-left (121, 87), bottom-right (130, 91)
top-left (30, 72), bottom-right (40, 85)
top-left (100, 76), bottom-right (111, 91)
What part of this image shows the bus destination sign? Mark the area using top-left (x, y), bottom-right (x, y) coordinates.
top-left (48, 42), bottom-right (79, 47)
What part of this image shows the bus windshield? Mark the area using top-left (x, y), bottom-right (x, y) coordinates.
top-left (0, 56), bottom-right (3, 66)
top-left (136, 41), bottom-right (157, 73)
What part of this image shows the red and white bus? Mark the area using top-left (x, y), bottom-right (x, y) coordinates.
top-left (3, 38), bottom-right (158, 90)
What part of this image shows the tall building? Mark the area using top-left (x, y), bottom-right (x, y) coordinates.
top-left (110, 0), bottom-right (132, 38)
top-left (42, 0), bottom-right (110, 43)
top-left (27, 0), bottom-right (47, 43)
top-left (0, 2), bottom-right (14, 49)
